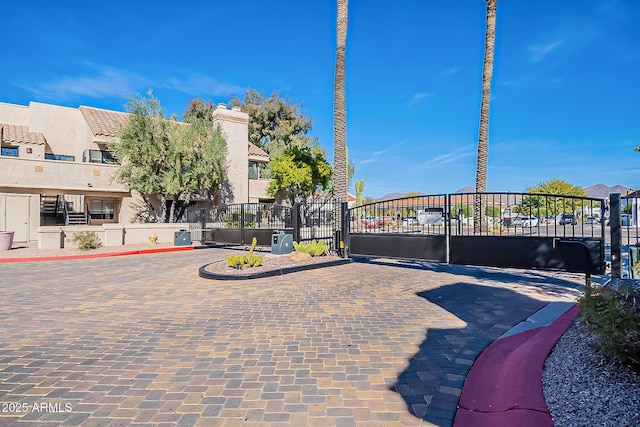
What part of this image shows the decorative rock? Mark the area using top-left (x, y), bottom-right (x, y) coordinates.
top-left (289, 251), bottom-right (312, 262)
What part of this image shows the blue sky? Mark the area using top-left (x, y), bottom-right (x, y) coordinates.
top-left (2, 0), bottom-right (639, 199)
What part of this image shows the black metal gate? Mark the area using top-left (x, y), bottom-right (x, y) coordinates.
top-left (345, 192), bottom-right (606, 276)
top-left (347, 194), bottom-right (448, 262)
top-left (187, 200), bottom-right (342, 251)
top-left (187, 203), bottom-right (293, 247)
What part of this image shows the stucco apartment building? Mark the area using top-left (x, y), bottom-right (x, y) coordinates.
top-left (0, 101), bottom-right (271, 243)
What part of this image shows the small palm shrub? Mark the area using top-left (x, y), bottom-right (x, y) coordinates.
top-left (70, 231), bottom-right (102, 251)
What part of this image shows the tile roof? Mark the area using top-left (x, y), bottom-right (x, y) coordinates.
top-left (79, 106), bottom-right (130, 137)
top-left (0, 123), bottom-right (46, 145)
top-left (248, 142), bottom-right (269, 159)
top-left (80, 106), bottom-right (270, 164)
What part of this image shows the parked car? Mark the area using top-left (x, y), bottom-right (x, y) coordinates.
top-left (585, 216), bottom-right (600, 225)
top-left (558, 214), bottom-right (578, 225)
top-left (512, 216), bottom-right (539, 227)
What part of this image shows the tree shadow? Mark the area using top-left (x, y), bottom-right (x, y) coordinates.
top-left (390, 282), bottom-right (554, 426)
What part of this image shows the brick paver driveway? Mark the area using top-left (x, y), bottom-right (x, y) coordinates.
top-left (0, 249), bottom-right (582, 426)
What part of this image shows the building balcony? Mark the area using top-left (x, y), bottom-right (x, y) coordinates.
top-left (0, 156), bottom-right (128, 194)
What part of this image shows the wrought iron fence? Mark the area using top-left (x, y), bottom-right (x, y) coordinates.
top-left (186, 201), bottom-right (341, 250)
top-left (297, 200), bottom-right (343, 250)
top-left (187, 204), bottom-right (292, 229)
top-left (185, 204), bottom-right (292, 243)
top-left (621, 195), bottom-right (640, 277)
top-left (348, 194), bottom-right (448, 236)
top-left (449, 192), bottom-right (605, 238)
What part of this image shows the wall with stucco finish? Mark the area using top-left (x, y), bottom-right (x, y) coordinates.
top-left (213, 104), bottom-right (250, 204)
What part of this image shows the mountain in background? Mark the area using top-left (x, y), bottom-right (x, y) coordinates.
top-left (585, 184), bottom-right (629, 198)
top-left (375, 184), bottom-right (631, 201)
top-left (377, 192), bottom-right (424, 201)
top-left (455, 186), bottom-right (475, 193)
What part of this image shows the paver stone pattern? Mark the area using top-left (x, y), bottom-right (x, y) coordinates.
top-left (0, 250), bottom-right (581, 426)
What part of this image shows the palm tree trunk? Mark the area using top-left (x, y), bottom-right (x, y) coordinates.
top-left (474, 0), bottom-right (497, 233)
top-left (333, 0), bottom-right (349, 207)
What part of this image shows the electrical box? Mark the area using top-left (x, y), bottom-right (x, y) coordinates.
top-left (271, 232), bottom-right (293, 255)
top-left (174, 230), bottom-right (192, 246)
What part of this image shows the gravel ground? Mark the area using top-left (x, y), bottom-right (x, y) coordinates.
top-left (542, 317), bottom-right (640, 427)
top-left (204, 252), bottom-right (342, 275)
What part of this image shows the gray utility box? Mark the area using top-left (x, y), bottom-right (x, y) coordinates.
top-left (174, 230), bottom-right (192, 246)
top-left (271, 232), bottom-right (293, 255)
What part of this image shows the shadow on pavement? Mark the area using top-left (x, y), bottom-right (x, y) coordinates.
top-left (391, 282), bottom-right (553, 426)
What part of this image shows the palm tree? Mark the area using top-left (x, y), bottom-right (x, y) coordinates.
top-left (474, 0), bottom-right (497, 232)
top-left (333, 0), bottom-right (348, 208)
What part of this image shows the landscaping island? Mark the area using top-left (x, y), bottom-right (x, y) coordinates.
top-left (199, 252), bottom-right (352, 280)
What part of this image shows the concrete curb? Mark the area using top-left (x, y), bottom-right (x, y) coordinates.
top-left (0, 245), bottom-right (195, 263)
top-left (454, 303), bottom-right (580, 427)
top-left (198, 258), bottom-right (354, 280)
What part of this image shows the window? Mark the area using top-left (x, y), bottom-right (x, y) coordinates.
top-left (248, 161), bottom-right (259, 180)
top-left (88, 149), bottom-right (116, 164)
top-left (1, 147), bottom-right (18, 157)
top-left (89, 200), bottom-right (115, 220)
top-left (45, 153), bottom-right (75, 162)
top-left (248, 161), bottom-right (271, 180)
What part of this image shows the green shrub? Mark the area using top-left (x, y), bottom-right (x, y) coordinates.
top-left (579, 280), bottom-right (640, 371)
top-left (224, 213), bottom-right (257, 228)
top-left (70, 231), bottom-right (101, 251)
top-left (293, 239), bottom-right (329, 257)
top-left (226, 237), bottom-right (263, 269)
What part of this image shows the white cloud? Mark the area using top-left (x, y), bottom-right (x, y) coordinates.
top-left (419, 146), bottom-right (475, 168)
top-left (407, 92), bottom-right (433, 106)
top-left (358, 142), bottom-right (406, 165)
top-left (22, 63), bottom-right (245, 103)
top-left (440, 67), bottom-right (461, 77)
top-left (24, 66), bottom-right (148, 100)
top-left (165, 74), bottom-right (245, 97)
top-left (530, 40), bottom-right (564, 62)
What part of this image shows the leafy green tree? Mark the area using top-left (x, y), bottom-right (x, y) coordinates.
top-left (183, 98), bottom-right (215, 123)
top-left (267, 144), bottom-right (332, 206)
top-left (229, 89), bottom-right (315, 158)
top-left (111, 91), bottom-right (227, 223)
top-left (523, 178), bottom-right (590, 216)
top-left (452, 203), bottom-right (474, 219)
top-left (527, 178), bottom-right (589, 197)
top-left (485, 205), bottom-right (501, 218)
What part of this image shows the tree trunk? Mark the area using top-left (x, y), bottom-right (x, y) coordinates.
top-left (474, 0), bottom-right (497, 233)
top-left (333, 0), bottom-right (349, 210)
top-left (159, 196), bottom-right (168, 223)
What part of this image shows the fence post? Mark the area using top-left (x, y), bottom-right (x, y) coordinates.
top-left (610, 193), bottom-right (622, 279)
top-left (445, 194), bottom-right (451, 264)
top-left (341, 201), bottom-right (349, 258)
top-left (240, 204), bottom-right (245, 246)
top-left (292, 203), bottom-right (300, 244)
